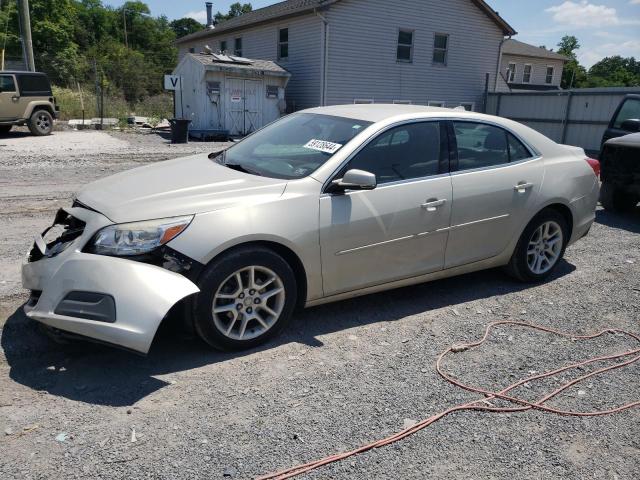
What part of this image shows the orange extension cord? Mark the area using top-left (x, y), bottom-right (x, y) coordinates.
top-left (257, 321), bottom-right (640, 480)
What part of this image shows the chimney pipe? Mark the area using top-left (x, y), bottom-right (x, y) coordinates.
top-left (205, 2), bottom-right (214, 29)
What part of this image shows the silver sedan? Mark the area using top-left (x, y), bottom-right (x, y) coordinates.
top-left (22, 105), bottom-right (599, 353)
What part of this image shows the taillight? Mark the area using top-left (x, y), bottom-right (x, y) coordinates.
top-left (586, 158), bottom-right (600, 178)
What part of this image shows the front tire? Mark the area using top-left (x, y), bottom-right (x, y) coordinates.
top-left (600, 181), bottom-right (638, 212)
top-left (505, 209), bottom-right (568, 282)
top-left (28, 109), bottom-right (53, 136)
top-left (192, 246), bottom-right (297, 351)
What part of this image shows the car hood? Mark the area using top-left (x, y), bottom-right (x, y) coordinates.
top-left (76, 153), bottom-right (288, 223)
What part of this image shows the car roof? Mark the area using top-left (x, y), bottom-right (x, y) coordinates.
top-left (303, 104), bottom-right (489, 123)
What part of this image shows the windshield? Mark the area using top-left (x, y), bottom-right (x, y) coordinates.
top-left (219, 113), bottom-right (372, 179)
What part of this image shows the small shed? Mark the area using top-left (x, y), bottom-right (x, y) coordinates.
top-left (172, 53), bottom-right (291, 137)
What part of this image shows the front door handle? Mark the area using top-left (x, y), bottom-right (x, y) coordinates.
top-left (514, 182), bottom-right (534, 193)
top-left (421, 198), bottom-right (446, 211)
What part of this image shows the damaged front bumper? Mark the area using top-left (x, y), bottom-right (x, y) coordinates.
top-left (21, 206), bottom-right (199, 354)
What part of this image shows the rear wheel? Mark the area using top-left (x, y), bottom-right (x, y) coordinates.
top-left (192, 246), bottom-right (297, 351)
top-left (0, 125), bottom-right (12, 134)
top-left (505, 209), bottom-right (568, 282)
top-left (28, 109), bottom-right (53, 136)
top-left (600, 181), bottom-right (638, 212)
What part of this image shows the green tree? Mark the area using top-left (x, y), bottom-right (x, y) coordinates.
top-left (587, 56), bottom-right (639, 87)
top-left (170, 17), bottom-right (203, 38)
top-left (215, 2), bottom-right (252, 23)
top-left (557, 35), bottom-right (586, 88)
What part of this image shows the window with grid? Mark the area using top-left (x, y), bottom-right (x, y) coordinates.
top-left (545, 66), bottom-right (554, 84)
top-left (234, 38), bottom-right (242, 56)
top-left (396, 29), bottom-right (413, 62)
top-left (433, 33), bottom-right (448, 64)
top-left (278, 28), bottom-right (289, 60)
top-left (523, 64), bottom-right (532, 83)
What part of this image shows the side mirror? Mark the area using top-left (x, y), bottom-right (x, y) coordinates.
top-left (620, 119), bottom-right (640, 133)
top-left (327, 169), bottom-right (377, 194)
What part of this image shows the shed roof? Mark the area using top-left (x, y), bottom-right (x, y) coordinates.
top-left (176, 0), bottom-right (516, 44)
top-left (502, 39), bottom-right (569, 62)
top-left (187, 53), bottom-right (291, 77)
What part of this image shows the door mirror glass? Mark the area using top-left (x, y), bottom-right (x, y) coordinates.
top-left (328, 169), bottom-right (377, 193)
top-left (620, 118), bottom-right (640, 133)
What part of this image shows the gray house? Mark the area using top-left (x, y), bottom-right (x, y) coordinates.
top-left (176, 0), bottom-right (516, 112)
top-left (497, 39), bottom-right (568, 92)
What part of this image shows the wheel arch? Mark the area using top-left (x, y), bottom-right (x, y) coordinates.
top-left (540, 202), bottom-right (574, 241)
top-left (199, 239), bottom-right (308, 309)
top-left (25, 102), bottom-right (55, 119)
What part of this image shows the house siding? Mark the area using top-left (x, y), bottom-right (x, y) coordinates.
top-left (177, 14), bottom-right (322, 109)
top-left (497, 54), bottom-right (564, 92)
top-left (323, 0), bottom-right (505, 109)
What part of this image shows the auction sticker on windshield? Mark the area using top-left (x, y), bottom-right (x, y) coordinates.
top-left (303, 139), bottom-right (343, 154)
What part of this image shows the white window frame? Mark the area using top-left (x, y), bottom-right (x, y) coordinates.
top-left (278, 27), bottom-right (289, 60)
top-left (393, 100), bottom-right (412, 105)
top-left (433, 33), bottom-right (449, 65)
top-left (545, 66), bottom-right (554, 84)
top-left (458, 102), bottom-right (475, 111)
top-left (354, 99), bottom-right (374, 104)
top-left (428, 101), bottom-right (445, 107)
top-left (507, 62), bottom-right (517, 83)
top-left (396, 28), bottom-right (414, 63)
top-left (523, 64), bottom-right (532, 84)
top-left (234, 37), bottom-right (242, 57)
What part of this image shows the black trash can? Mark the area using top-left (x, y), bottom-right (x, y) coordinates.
top-left (169, 118), bottom-right (191, 144)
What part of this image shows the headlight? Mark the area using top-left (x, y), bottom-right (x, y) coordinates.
top-left (87, 216), bottom-right (193, 256)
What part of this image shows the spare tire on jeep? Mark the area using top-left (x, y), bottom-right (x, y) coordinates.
top-left (28, 109), bottom-right (53, 136)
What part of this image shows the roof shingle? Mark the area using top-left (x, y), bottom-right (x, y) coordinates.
top-left (502, 39), bottom-right (569, 62)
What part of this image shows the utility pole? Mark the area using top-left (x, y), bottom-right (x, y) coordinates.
top-left (17, 0), bottom-right (35, 71)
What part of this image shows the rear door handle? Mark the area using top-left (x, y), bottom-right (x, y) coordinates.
top-left (421, 199), bottom-right (446, 211)
top-left (514, 182), bottom-right (534, 193)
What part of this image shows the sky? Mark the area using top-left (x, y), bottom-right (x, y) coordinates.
top-left (104, 0), bottom-right (640, 68)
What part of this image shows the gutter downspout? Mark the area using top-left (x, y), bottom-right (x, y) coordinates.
top-left (314, 8), bottom-right (328, 106)
top-left (494, 36), bottom-right (509, 93)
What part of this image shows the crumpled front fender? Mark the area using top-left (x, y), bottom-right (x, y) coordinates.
top-left (23, 253), bottom-right (199, 354)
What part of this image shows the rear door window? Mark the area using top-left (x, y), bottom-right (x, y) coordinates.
top-left (453, 122), bottom-right (509, 171)
top-left (17, 74), bottom-right (52, 96)
top-left (452, 122), bottom-right (532, 171)
top-left (0, 75), bottom-right (16, 92)
top-left (613, 98), bottom-right (640, 129)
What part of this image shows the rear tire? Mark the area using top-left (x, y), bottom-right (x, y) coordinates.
top-left (0, 125), bottom-right (12, 134)
top-left (28, 109), bottom-right (53, 136)
top-left (505, 209), bottom-right (568, 283)
top-left (192, 246), bottom-right (297, 351)
top-left (600, 181), bottom-right (638, 212)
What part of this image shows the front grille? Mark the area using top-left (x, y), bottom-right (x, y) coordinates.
top-left (28, 209), bottom-right (86, 262)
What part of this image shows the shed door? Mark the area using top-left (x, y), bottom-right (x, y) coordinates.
top-left (226, 78), bottom-right (245, 136)
top-left (244, 80), bottom-right (261, 134)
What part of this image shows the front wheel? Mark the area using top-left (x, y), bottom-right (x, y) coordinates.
top-left (505, 209), bottom-right (568, 282)
top-left (28, 109), bottom-right (53, 136)
top-left (192, 246), bottom-right (297, 351)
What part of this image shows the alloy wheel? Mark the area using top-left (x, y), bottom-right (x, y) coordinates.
top-left (36, 113), bottom-right (51, 133)
top-left (212, 265), bottom-right (285, 341)
top-left (527, 220), bottom-right (563, 275)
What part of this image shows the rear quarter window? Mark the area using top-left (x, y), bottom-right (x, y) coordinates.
top-left (17, 74), bottom-right (52, 96)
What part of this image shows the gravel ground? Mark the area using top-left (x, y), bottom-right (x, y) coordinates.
top-left (0, 128), bottom-right (638, 479)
